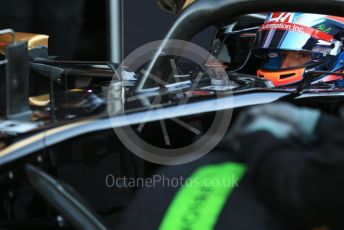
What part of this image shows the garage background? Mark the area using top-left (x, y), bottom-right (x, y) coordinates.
top-left (75, 0), bottom-right (214, 62)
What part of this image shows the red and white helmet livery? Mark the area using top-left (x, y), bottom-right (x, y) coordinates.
top-left (255, 12), bottom-right (344, 86)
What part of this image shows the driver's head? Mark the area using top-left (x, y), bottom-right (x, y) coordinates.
top-left (279, 50), bottom-right (312, 69)
top-left (255, 12), bottom-right (344, 86)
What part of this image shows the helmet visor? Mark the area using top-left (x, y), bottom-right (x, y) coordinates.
top-left (258, 49), bottom-right (325, 70)
top-left (255, 25), bottom-right (340, 56)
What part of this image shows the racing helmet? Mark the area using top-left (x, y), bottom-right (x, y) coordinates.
top-left (254, 12), bottom-right (344, 86)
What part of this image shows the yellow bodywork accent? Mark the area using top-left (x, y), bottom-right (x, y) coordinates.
top-left (29, 95), bottom-right (50, 107)
top-left (182, 0), bottom-right (195, 10)
top-left (0, 32), bottom-right (49, 55)
top-left (312, 226), bottom-right (330, 230)
top-left (29, 89), bottom-right (84, 107)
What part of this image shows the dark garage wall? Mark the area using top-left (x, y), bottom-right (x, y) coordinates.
top-left (123, 0), bottom-right (175, 57)
top-left (123, 0), bottom-right (215, 59)
top-left (76, 0), bottom-right (214, 61)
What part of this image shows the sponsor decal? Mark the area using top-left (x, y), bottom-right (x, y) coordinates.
top-left (259, 22), bottom-right (333, 42)
top-left (316, 24), bottom-right (332, 33)
top-left (269, 12), bottom-right (294, 23)
top-left (268, 52), bottom-right (279, 58)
